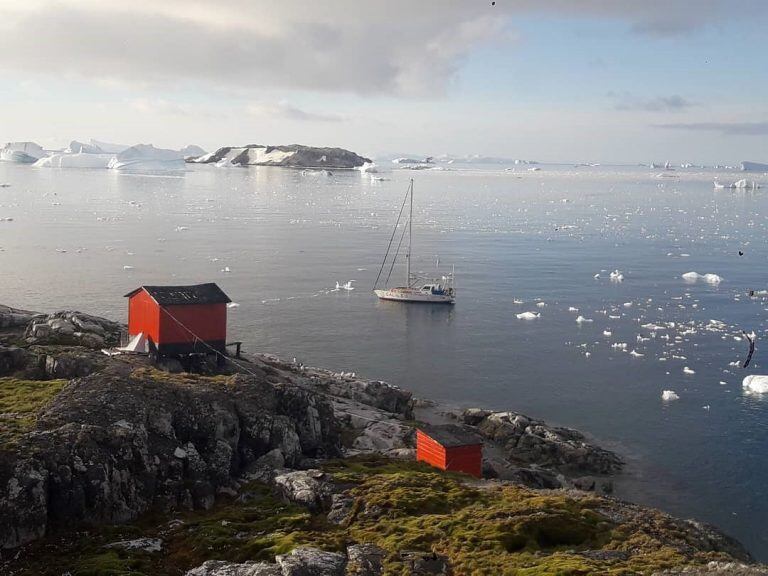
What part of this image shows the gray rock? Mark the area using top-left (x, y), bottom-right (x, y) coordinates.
top-left (0, 345), bottom-right (27, 376)
top-left (273, 469), bottom-right (333, 512)
top-left (0, 305), bottom-right (38, 329)
top-left (399, 551), bottom-right (452, 575)
top-left (346, 543), bottom-right (385, 575)
top-left (326, 493), bottom-right (354, 525)
top-left (465, 410), bottom-right (623, 475)
top-left (185, 560), bottom-right (281, 576)
top-left (276, 546), bottom-right (347, 576)
top-left (24, 311), bottom-right (122, 348)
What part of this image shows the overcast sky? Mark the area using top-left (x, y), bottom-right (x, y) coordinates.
top-left (1, 1), bottom-right (766, 163)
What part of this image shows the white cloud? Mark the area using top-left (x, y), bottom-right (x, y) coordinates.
top-left (0, 1), bottom-right (762, 97)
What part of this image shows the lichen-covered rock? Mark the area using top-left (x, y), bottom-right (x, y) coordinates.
top-left (0, 345), bottom-right (27, 376)
top-left (185, 560), bottom-right (281, 576)
top-left (654, 562), bottom-right (768, 575)
top-left (24, 311), bottom-right (122, 348)
top-left (0, 364), bottom-right (341, 548)
top-left (273, 469), bottom-right (333, 512)
top-left (276, 546), bottom-right (347, 576)
top-left (346, 543), bottom-right (385, 575)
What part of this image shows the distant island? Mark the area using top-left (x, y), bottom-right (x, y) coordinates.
top-left (188, 144), bottom-right (371, 169)
top-left (0, 140), bottom-right (371, 171)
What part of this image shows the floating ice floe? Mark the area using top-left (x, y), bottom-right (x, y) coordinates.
top-left (516, 311), bottom-right (540, 320)
top-left (683, 366), bottom-right (696, 375)
top-left (603, 330), bottom-right (612, 337)
top-left (575, 315), bottom-right (593, 324)
top-left (122, 265), bottom-right (134, 270)
top-left (743, 375), bottom-right (768, 394)
top-left (630, 350), bottom-right (644, 357)
top-left (662, 390), bottom-right (680, 401)
top-left (609, 270), bottom-right (624, 282)
top-left (681, 272), bottom-right (723, 285)
top-left (568, 306), bottom-right (579, 312)
top-left (227, 302), bottom-right (240, 309)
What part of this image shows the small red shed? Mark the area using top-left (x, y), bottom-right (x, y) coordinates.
top-left (416, 424), bottom-right (483, 478)
top-left (124, 283), bottom-right (231, 356)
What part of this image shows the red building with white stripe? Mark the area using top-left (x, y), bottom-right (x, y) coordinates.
top-left (124, 283), bottom-right (231, 357)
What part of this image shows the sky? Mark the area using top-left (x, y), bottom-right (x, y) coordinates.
top-left (0, 0), bottom-right (766, 164)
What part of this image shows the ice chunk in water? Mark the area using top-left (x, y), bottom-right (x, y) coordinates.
top-left (662, 390), bottom-right (680, 401)
top-left (516, 311), bottom-right (540, 320)
top-left (743, 375), bottom-right (768, 394)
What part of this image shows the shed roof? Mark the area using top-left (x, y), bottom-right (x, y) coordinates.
top-left (418, 424), bottom-right (483, 448)
top-left (125, 283), bottom-right (231, 306)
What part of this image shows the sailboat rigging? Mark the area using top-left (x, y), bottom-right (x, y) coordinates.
top-left (373, 179), bottom-right (456, 304)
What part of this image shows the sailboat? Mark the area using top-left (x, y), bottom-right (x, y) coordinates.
top-left (373, 179), bottom-right (456, 304)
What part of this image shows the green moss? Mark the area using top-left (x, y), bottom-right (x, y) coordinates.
top-left (4, 456), bottom-right (736, 576)
top-left (0, 377), bottom-right (67, 442)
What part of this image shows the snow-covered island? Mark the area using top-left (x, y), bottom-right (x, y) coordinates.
top-left (189, 144), bottom-right (370, 169)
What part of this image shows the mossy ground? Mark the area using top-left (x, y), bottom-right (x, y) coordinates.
top-left (0, 377), bottom-right (67, 442)
top-left (0, 456), bottom-right (732, 576)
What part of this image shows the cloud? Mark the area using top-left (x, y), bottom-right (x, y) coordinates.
top-left (654, 122), bottom-right (768, 135)
top-left (0, 1), bottom-right (764, 97)
top-left (247, 101), bottom-right (346, 123)
top-left (610, 92), bottom-right (695, 112)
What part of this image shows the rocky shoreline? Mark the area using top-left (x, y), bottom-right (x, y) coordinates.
top-left (1, 304), bottom-right (765, 575)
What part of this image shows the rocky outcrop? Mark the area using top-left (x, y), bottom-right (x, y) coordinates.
top-left (190, 145), bottom-right (370, 169)
top-left (0, 364), bottom-right (341, 549)
top-left (185, 547), bottom-right (349, 576)
top-left (463, 409), bottom-right (623, 475)
top-left (272, 469), bottom-right (333, 512)
top-left (655, 562), bottom-right (768, 575)
top-left (0, 305), bottom-right (38, 330)
top-left (24, 310), bottom-right (122, 349)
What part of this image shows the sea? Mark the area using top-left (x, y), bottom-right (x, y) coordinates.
top-left (1, 161), bottom-right (767, 559)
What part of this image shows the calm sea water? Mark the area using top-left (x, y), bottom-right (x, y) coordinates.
top-left (1, 162), bottom-right (767, 558)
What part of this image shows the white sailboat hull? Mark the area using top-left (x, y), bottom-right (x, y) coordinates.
top-left (374, 288), bottom-right (454, 304)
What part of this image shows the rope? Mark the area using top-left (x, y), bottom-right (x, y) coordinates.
top-left (373, 182), bottom-right (411, 290)
top-left (385, 210), bottom-right (410, 286)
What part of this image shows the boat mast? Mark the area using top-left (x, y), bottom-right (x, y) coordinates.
top-left (406, 179), bottom-right (413, 286)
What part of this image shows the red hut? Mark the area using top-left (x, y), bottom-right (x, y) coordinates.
top-left (416, 424), bottom-right (483, 478)
top-left (124, 283), bottom-right (231, 357)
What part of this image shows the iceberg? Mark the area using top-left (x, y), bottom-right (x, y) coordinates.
top-left (358, 162), bottom-right (379, 173)
top-left (0, 142), bottom-right (46, 163)
top-left (67, 140), bottom-right (104, 154)
top-left (180, 144), bottom-right (206, 160)
top-left (730, 179), bottom-right (760, 189)
top-left (34, 152), bottom-right (113, 169)
top-left (90, 139), bottom-right (129, 154)
top-left (108, 144), bottom-right (185, 172)
top-left (662, 390), bottom-right (680, 401)
top-left (741, 161), bottom-right (768, 172)
top-left (743, 375), bottom-right (768, 394)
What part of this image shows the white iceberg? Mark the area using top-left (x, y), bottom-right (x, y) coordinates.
top-left (90, 139), bottom-right (129, 154)
top-left (743, 375), bottom-right (768, 394)
top-left (662, 390), bottom-right (680, 401)
top-left (1, 141), bottom-right (46, 163)
top-left (358, 162), bottom-right (379, 173)
top-left (67, 140), bottom-right (104, 154)
top-left (731, 179), bottom-right (760, 189)
top-left (109, 144), bottom-right (185, 172)
top-left (34, 152), bottom-right (113, 169)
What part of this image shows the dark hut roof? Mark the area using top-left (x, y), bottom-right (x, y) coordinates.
top-left (418, 424), bottom-right (483, 448)
top-left (125, 283), bottom-right (231, 306)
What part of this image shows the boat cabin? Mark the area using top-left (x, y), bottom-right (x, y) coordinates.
top-left (416, 424), bottom-right (483, 478)
top-left (124, 283), bottom-right (231, 358)
top-left (420, 283), bottom-right (447, 296)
